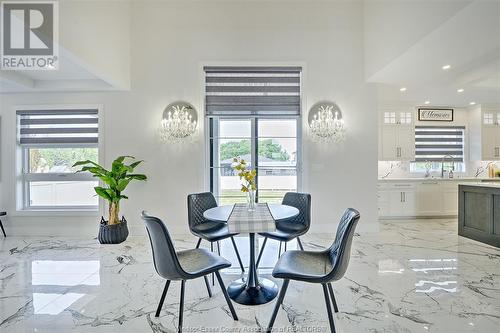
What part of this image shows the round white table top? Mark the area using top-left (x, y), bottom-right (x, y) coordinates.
top-left (203, 204), bottom-right (299, 223)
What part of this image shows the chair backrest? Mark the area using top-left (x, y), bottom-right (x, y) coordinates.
top-left (187, 192), bottom-right (218, 230)
top-left (281, 192), bottom-right (312, 230)
top-left (141, 211), bottom-right (186, 280)
top-left (326, 208), bottom-right (360, 281)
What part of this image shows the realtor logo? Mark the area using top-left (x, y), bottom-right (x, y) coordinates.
top-left (1, 1), bottom-right (58, 70)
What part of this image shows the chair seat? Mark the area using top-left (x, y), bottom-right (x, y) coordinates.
top-left (191, 222), bottom-right (237, 242)
top-left (0, 212), bottom-right (6, 216)
top-left (177, 248), bottom-right (231, 278)
top-left (272, 250), bottom-right (333, 283)
top-left (259, 222), bottom-right (307, 242)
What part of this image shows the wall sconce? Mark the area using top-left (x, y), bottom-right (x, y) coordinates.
top-left (308, 101), bottom-right (346, 143)
top-left (160, 102), bottom-right (198, 142)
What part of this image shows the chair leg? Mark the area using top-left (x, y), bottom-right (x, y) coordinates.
top-left (0, 219), bottom-right (6, 237)
top-left (322, 284), bottom-right (336, 333)
top-left (155, 280), bottom-right (171, 317)
top-left (255, 237), bottom-right (268, 268)
top-left (297, 237), bottom-right (304, 251)
top-left (278, 241), bottom-right (282, 259)
top-left (284, 241), bottom-right (287, 252)
top-left (178, 280), bottom-right (185, 333)
top-left (230, 236), bottom-right (245, 273)
top-left (327, 283), bottom-right (339, 313)
top-left (195, 238), bottom-right (202, 249)
top-left (210, 242), bottom-right (215, 285)
top-left (215, 271), bottom-right (238, 320)
top-left (266, 279), bottom-right (290, 333)
top-left (216, 241), bottom-right (221, 255)
top-left (204, 275), bottom-right (212, 298)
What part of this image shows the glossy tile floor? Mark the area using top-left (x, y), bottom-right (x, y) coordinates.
top-left (1, 219), bottom-right (500, 332)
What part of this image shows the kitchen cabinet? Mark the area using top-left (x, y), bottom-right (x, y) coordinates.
top-left (379, 110), bottom-right (415, 161)
top-left (377, 179), bottom-right (494, 218)
top-left (470, 105), bottom-right (500, 161)
top-left (416, 181), bottom-right (442, 215)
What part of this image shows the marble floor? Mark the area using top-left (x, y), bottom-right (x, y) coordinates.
top-left (1, 219), bottom-right (499, 333)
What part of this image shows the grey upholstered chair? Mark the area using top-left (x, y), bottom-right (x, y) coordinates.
top-left (142, 212), bottom-right (238, 333)
top-left (256, 192), bottom-right (311, 268)
top-left (188, 192), bottom-right (244, 273)
top-left (266, 208), bottom-right (360, 333)
top-left (0, 212), bottom-right (6, 237)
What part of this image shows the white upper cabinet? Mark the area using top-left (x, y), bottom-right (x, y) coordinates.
top-left (379, 108), bottom-right (415, 161)
top-left (470, 105), bottom-right (500, 161)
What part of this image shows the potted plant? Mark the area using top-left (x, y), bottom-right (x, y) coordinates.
top-left (73, 156), bottom-right (147, 244)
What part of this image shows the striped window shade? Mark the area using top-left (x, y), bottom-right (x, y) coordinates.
top-left (204, 66), bottom-right (301, 116)
top-left (17, 109), bottom-right (99, 146)
top-left (415, 126), bottom-right (465, 162)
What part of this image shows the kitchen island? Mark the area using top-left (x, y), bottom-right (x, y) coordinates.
top-left (459, 183), bottom-right (500, 247)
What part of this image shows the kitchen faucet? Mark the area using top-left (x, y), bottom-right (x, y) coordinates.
top-left (441, 154), bottom-right (455, 178)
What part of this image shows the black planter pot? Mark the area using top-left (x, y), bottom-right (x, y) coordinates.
top-left (98, 217), bottom-right (129, 244)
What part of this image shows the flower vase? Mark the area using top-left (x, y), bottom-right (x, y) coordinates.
top-left (247, 190), bottom-right (256, 212)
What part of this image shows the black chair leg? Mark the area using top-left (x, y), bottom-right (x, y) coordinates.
top-left (327, 283), bottom-right (339, 313)
top-left (215, 271), bottom-right (238, 320)
top-left (195, 238), bottom-right (202, 249)
top-left (284, 242), bottom-right (287, 252)
top-left (0, 219), bottom-right (6, 237)
top-left (266, 279), bottom-right (289, 333)
top-left (204, 276), bottom-right (212, 298)
top-left (230, 236), bottom-right (245, 272)
top-left (216, 241), bottom-right (221, 255)
top-left (322, 284), bottom-right (336, 333)
top-left (178, 280), bottom-right (185, 333)
top-left (256, 237), bottom-right (268, 268)
top-left (210, 242), bottom-right (215, 285)
top-left (155, 280), bottom-right (171, 317)
top-left (278, 241), bottom-right (282, 259)
top-left (297, 237), bottom-right (304, 251)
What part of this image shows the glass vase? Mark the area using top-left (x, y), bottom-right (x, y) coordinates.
top-left (247, 189), bottom-right (256, 212)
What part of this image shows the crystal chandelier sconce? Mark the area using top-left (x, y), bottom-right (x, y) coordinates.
top-left (160, 102), bottom-right (198, 142)
top-left (308, 102), bottom-right (346, 143)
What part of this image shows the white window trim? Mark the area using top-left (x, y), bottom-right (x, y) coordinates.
top-left (14, 104), bottom-right (104, 214)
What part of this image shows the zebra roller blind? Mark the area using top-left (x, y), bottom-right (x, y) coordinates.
top-left (17, 109), bottom-right (99, 146)
top-left (414, 126), bottom-right (465, 162)
top-left (204, 66), bottom-right (301, 116)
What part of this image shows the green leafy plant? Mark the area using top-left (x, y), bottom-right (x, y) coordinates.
top-left (73, 156), bottom-right (147, 225)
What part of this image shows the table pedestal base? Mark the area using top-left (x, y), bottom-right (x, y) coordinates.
top-left (227, 278), bottom-right (278, 305)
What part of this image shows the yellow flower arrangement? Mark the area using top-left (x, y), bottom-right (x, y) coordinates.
top-left (232, 157), bottom-right (257, 193)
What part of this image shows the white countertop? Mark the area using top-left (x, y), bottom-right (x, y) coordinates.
top-left (458, 182), bottom-right (500, 188)
top-left (378, 177), bottom-right (500, 182)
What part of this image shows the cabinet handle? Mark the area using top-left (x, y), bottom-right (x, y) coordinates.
top-left (403, 192), bottom-right (406, 202)
top-left (400, 192), bottom-right (403, 202)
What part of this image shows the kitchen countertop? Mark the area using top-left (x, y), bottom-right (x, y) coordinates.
top-left (378, 177), bottom-right (500, 182)
top-left (458, 182), bottom-right (500, 188)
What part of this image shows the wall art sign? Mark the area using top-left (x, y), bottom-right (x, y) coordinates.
top-left (418, 108), bottom-right (454, 122)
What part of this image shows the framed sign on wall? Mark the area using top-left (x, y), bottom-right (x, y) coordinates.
top-left (418, 108), bottom-right (454, 122)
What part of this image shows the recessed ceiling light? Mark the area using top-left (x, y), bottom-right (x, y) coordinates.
top-left (400, 87), bottom-right (407, 92)
top-left (469, 101), bottom-right (476, 105)
top-left (442, 64), bottom-right (451, 70)
top-left (424, 101), bottom-right (430, 105)
top-left (457, 88), bottom-right (464, 93)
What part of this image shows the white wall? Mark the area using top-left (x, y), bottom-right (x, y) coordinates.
top-left (0, 0), bottom-right (378, 236)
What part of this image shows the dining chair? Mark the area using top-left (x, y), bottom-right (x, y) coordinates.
top-left (266, 208), bottom-right (360, 333)
top-left (256, 192), bottom-right (311, 268)
top-left (187, 192), bottom-right (245, 273)
top-left (142, 211), bottom-right (238, 333)
top-left (0, 212), bottom-right (6, 237)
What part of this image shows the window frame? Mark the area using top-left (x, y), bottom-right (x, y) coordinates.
top-left (16, 105), bottom-right (103, 212)
top-left (206, 115), bottom-right (302, 204)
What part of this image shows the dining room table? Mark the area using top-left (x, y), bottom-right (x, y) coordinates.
top-left (203, 202), bottom-right (299, 305)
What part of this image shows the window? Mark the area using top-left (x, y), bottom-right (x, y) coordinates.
top-left (411, 126), bottom-right (465, 173)
top-left (400, 112), bottom-right (412, 124)
top-left (205, 66), bottom-right (301, 204)
top-left (484, 113), bottom-right (494, 125)
top-left (384, 112), bottom-right (396, 124)
top-left (17, 108), bottom-right (99, 210)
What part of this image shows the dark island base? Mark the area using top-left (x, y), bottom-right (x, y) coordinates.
top-left (459, 184), bottom-right (500, 248)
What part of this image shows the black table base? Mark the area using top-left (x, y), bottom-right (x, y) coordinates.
top-left (227, 233), bottom-right (278, 305)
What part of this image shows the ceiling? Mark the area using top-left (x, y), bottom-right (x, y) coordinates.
top-left (367, 0), bottom-right (500, 107)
